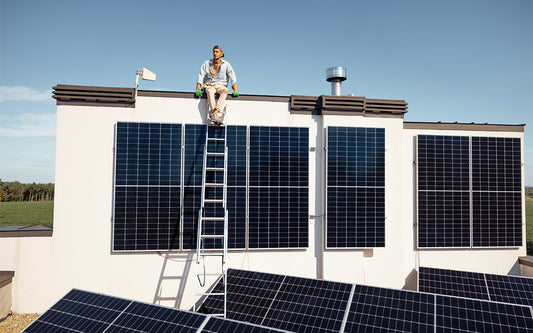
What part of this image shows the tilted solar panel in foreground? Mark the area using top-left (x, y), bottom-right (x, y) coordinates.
top-left (23, 289), bottom-right (289, 333)
top-left (419, 266), bottom-right (533, 308)
top-left (199, 268), bottom-right (533, 333)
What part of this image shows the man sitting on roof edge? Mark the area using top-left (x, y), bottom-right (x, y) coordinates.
top-left (195, 45), bottom-right (239, 126)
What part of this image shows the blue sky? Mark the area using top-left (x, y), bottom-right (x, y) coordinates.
top-left (1, 0), bottom-right (532, 185)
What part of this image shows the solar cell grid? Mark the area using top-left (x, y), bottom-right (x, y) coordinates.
top-left (484, 273), bottom-right (533, 307)
top-left (472, 191), bottom-right (522, 247)
top-left (416, 135), bottom-right (523, 249)
top-left (344, 285), bottom-right (435, 333)
top-left (417, 191), bottom-right (470, 248)
top-left (199, 269), bottom-right (286, 325)
top-left (418, 267), bottom-right (489, 300)
top-left (260, 276), bottom-right (352, 333)
top-left (326, 127), bottom-right (386, 249)
top-left (419, 267), bottom-right (533, 310)
top-left (113, 122), bottom-right (182, 252)
top-left (435, 294), bottom-right (533, 333)
top-left (23, 289), bottom-right (206, 333)
top-left (114, 122), bottom-right (309, 252)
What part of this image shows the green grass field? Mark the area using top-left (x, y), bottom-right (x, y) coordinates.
top-left (0, 201), bottom-right (54, 228)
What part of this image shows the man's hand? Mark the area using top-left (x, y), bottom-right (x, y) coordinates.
top-left (195, 90), bottom-right (203, 97)
top-left (232, 91), bottom-right (239, 98)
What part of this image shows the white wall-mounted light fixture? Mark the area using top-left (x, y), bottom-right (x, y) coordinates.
top-left (135, 67), bottom-right (157, 100)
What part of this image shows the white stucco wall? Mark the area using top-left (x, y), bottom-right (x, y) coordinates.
top-left (0, 94), bottom-right (526, 313)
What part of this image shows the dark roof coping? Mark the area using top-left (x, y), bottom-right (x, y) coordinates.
top-left (403, 121), bottom-right (525, 132)
top-left (52, 85), bottom-right (407, 119)
top-left (0, 225), bottom-right (53, 237)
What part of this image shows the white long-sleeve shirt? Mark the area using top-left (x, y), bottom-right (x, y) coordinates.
top-left (197, 59), bottom-right (237, 87)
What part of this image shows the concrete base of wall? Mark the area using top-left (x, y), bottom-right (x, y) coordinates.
top-left (519, 256), bottom-right (533, 277)
top-left (0, 272), bottom-right (14, 321)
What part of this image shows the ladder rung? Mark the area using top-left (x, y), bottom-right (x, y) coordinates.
top-left (205, 183), bottom-right (224, 187)
top-left (210, 313), bottom-right (226, 317)
top-left (206, 152), bottom-right (225, 156)
top-left (200, 234), bottom-right (224, 239)
top-left (196, 273), bottom-right (224, 276)
top-left (199, 253), bottom-right (224, 257)
top-left (201, 217), bottom-right (225, 221)
top-left (207, 137), bottom-right (225, 141)
top-left (206, 167), bottom-right (224, 171)
top-left (196, 292), bottom-right (225, 296)
top-left (204, 199), bottom-right (223, 203)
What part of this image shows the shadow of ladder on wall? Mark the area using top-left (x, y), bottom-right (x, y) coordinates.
top-left (193, 124), bottom-right (228, 318)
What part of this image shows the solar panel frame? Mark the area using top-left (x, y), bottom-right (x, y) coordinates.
top-left (471, 136), bottom-right (522, 248)
top-left (112, 122), bottom-right (183, 252)
top-left (248, 126), bottom-right (309, 250)
top-left (325, 126), bottom-right (386, 249)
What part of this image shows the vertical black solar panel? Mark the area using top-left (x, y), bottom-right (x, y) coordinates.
top-left (326, 127), bottom-right (385, 248)
top-left (23, 289), bottom-right (206, 333)
top-left (248, 126), bottom-right (309, 249)
top-left (344, 285), bottom-right (435, 333)
top-left (227, 126), bottom-right (247, 249)
top-left (182, 125), bottom-right (247, 250)
top-left (435, 295), bottom-right (533, 333)
top-left (417, 135), bottom-right (470, 249)
top-left (113, 122), bottom-right (182, 251)
top-left (472, 136), bottom-right (522, 248)
top-left (418, 267), bottom-right (489, 300)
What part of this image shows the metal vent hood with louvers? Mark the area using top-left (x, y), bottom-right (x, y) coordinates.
top-left (53, 85), bottom-right (135, 107)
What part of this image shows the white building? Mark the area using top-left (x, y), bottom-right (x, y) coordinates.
top-left (0, 83), bottom-right (526, 313)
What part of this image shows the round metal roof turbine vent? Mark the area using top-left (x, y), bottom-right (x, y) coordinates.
top-left (326, 66), bottom-right (347, 96)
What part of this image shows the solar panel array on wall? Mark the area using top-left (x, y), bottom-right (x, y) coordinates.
top-left (417, 135), bottom-right (522, 248)
top-left (113, 122), bottom-right (309, 252)
top-left (326, 127), bottom-right (386, 248)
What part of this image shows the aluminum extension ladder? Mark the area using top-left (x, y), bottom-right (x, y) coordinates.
top-left (193, 123), bottom-right (228, 318)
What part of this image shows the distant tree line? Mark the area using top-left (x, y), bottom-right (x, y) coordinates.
top-left (0, 180), bottom-right (54, 202)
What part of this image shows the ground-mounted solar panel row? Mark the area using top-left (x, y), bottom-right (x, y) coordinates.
top-left (199, 269), bottom-right (533, 333)
top-left (22, 289), bottom-right (291, 333)
top-left (23, 269), bottom-right (533, 333)
top-left (419, 266), bottom-right (533, 308)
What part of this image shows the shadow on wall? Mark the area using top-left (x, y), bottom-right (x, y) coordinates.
top-left (528, 241), bottom-right (533, 256)
top-left (153, 252), bottom-right (194, 309)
